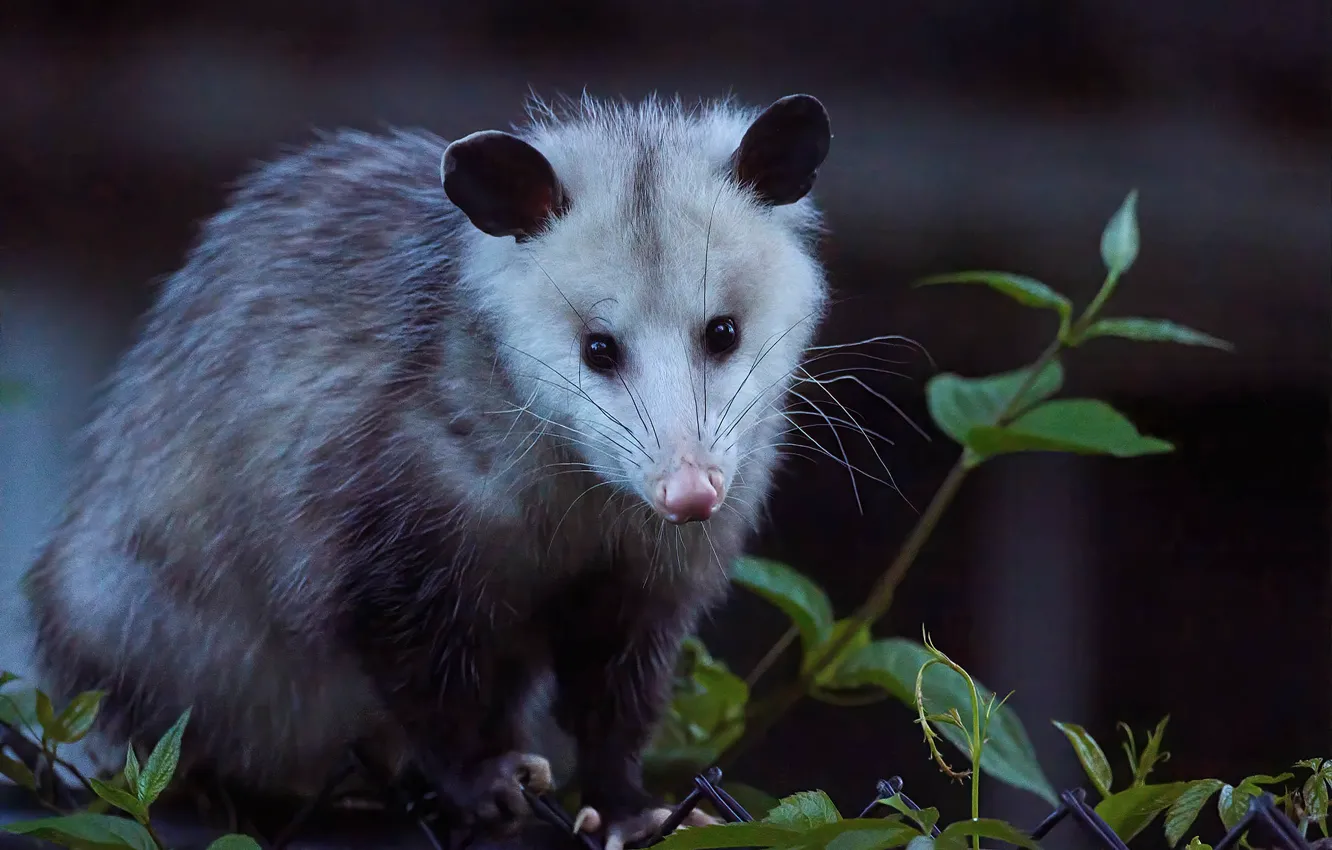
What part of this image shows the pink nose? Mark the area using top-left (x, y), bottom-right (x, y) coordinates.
top-left (656, 467), bottom-right (725, 524)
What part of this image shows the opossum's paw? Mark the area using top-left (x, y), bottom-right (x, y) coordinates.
top-left (451, 752), bottom-right (553, 833)
top-left (572, 804), bottom-right (722, 850)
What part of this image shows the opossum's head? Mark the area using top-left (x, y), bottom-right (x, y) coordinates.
top-left (445, 94), bottom-right (831, 524)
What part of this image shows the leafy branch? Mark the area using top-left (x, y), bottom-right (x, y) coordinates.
top-left (0, 674), bottom-right (259, 850)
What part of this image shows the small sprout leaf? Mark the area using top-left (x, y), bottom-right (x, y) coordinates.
top-left (3, 813), bottom-right (157, 850)
top-left (138, 707), bottom-right (191, 806)
top-left (88, 777), bottom-right (148, 823)
top-left (730, 556), bottom-right (834, 655)
top-left (966, 399), bottom-right (1174, 461)
top-left (123, 746), bottom-right (141, 795)
top-left (0, 672), bottom-right (18, 689)
top-left (52, 690), bottom-right (107, 744)
top-left (207, 837), bottom-right (264, 850)
top-left (935, 818), bottom-right (1040, 850)
top-left (1095, 782), bottom-right (1194, 844)
top-left (35, 690), bottom-right (58, 739)
top-left (1078, 318), bottom-right (1232, 351)
top-left (1052, 720), bottom-right (1114, 799)
top-left (0, 752), bottom-right (36, 790)
top-left (1101, 190), bottom-right (1140, 278)
top-left (925, 361), bottom-right (1065, 449)
top-left (1134, 716), bottom-right (1171, 785)
top-left (1186, 838), bottom-right (1213, 850)
top-left (764, 790), bottom-right (841, 827)
top-left (1164, 779), bottom-right (1224, 847)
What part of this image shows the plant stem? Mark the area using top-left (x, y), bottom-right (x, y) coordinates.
top-left (144, 819), bottom-right (169, 850)
top-left (745, 625), bottom-right (798, 687)
top-left (721, 336), bottom-right (1066, 768)
top-left (970, 685), bottom-right (982, 850)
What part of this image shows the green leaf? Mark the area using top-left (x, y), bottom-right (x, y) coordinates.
top-left (138, 707), bottom-right (190, 806)
top-left (3, 813), bottom-right (157, 850)
top-left (1218, 774), bottom-right (1296, 830)
top-left (1100, 190), bottom-right (1140, 278)
top-left (800, 819), bottom-right (921, 850)
top-left (967, 399), bottom-right (1174, 461)
top-left (0, 751), bottom-right (36, 790)
top-left (1185, 838), bottom-right (1213, 850)
top-left (1095, 782), bottom-right (1193, 843)
top-left (1303, 771), bottom-right (1329, 825)
top-left (1052, 721), bottom-right (1114, 798)
top-left (934, 818), bottom-right (1040, 850)
top-left (647, 638), bottom-right (747, 776)
top-left (35, 690), bottom-right (58, 739)
top-left (50, 690), bottom-right (107, 744)
top-left (1164, 780), bottom-right (1224, 847)
top-left (653, 821), bottom-right (799, 850)
top-left (123, 746), bottom-right (141, 796)
top-left (1078, 318), bottom-right (1232, 351)
top-left (764, 790), bottom-right (841, 828)
top-left (925, 360), bottom-right (1064, 450)
top-left (88, 778), bottom-right (148, 823)
top-left (0, 672), bottom-right (19, 689)
top-left (915, 271), bottom-right (1073, 327)
top-left (879, 798), bottom-right (939, 835)
top-left (730, 556), bottom-right (834, 654)
top-left (725, 783), bottom-right (782, 822)
top-left (827, 638), bottom-right (1058, 806)
top-left (906, 836), bottom-right (936, 850)
top-left (207, 837), bottom-right (264, 850)
top-left (0, 688), bottom-right (43, 739)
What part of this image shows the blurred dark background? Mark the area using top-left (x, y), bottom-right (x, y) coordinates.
top-left (1, 2), bottom-right (1328, 848)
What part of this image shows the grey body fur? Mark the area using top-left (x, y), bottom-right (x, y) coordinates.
top-left (25, 93), bottom-right (832, 825)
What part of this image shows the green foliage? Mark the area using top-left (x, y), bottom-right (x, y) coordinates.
top-left (1218, 773), bottom-right (1294, 831)
top-left (137, 708), bottom-right (190, 807)
top-left (965, 399), bottom-right (1173, 461)
top-left (4, 813), bottom-right (158, 850)
top-left (915, 271), bottom-right (1073, 338)
top-left (1096, 782), bottom-right (1195, 844)
top-left (1100, 189), bottom-right (1140, 280)
top-left (1076, 318), bottom-right (1233, 350)
top-left (764, 790), bottom-right (841, 828)
top-left (1052, 720), bottom-right (1114, 798)
top-left (934, 819), bottom-right (1040, 850)
top-left (647, 639), bottom-right (749, 784)
top-left (730, 556), bottom-right (834, 654)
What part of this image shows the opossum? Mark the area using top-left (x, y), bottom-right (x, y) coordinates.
top-left (24, 91), bottom-right (833, 847)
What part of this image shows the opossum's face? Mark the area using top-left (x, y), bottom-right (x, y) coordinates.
top-left (446, 95), bottom-right (831, 524)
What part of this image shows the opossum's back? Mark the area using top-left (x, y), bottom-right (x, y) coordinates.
top-left (25, 529), bottom-right (395, 792)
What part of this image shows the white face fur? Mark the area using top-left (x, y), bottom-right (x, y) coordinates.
top-left (448, 95), bottom-right (831, 525)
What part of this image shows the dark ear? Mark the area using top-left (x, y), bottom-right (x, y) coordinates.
top-left (442, 130), bottom-right (568, 240)
top-left (731, 94), bottom-right (831, 206)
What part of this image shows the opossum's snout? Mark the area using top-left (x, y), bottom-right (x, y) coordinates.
top-left (647, 449), bottom-right (727, 525)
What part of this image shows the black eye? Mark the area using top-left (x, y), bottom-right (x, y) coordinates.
top-left (703, 316), bottom-right (739, 356)
top-left (582, 333), bottom-right (620, 372)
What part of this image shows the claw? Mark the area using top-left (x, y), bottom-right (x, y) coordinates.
top-left (572, 805), bottom-right (602, 835)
